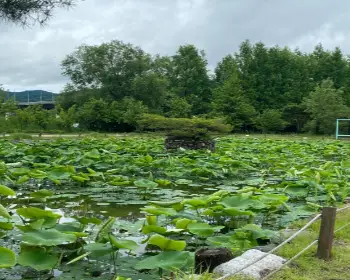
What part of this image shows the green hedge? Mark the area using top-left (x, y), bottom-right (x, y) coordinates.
top-left (137, 114), bottom-right (232, 138)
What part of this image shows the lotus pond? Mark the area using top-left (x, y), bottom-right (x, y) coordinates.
top-left (0, 136), bottom-right (349, 279)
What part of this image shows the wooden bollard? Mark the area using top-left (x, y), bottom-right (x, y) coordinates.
top-left (317, 207), bottom-right (337, 261)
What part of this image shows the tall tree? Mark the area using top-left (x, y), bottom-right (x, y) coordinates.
top-left (61, 40), bottom-right (152, 100)
top-left (215, 55), bottom-right (237, 86)
top-left (304, 79), bottom-right (350, 134)
top-left (171, 44), bottom-right (212, 115)
top-left (213, 69), bottom-right (256, 131)
top-left (0, 0), bottom-right (78, 25)
top-left (131, 72), bottom-right (168, 112)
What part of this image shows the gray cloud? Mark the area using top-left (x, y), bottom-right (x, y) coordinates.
top-left (1, 0), bottom-right (350, 92)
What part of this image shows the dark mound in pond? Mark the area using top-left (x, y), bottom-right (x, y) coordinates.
top-left (165, 137), bottom-right (215, 151)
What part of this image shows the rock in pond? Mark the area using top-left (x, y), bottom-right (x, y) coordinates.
top-left (213, 249), bottom-right (286, 279)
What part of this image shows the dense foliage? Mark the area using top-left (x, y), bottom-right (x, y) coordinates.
top-left (52, 40), bottom-right (350, 135)
top-left (3, 40), bottom-right (350, 135)
top-left (0, 0), bottom-right (78, 25)
top-left (0, 136), bottom-right (349, 278)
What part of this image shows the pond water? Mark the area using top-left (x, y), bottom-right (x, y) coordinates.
top-left (1, 136), bottom-right (349, 279)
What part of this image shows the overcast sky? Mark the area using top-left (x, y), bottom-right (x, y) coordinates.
top-left (1, 0), bottom-right (350, 93)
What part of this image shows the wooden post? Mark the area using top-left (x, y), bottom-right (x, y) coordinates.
top-left (317, 207), bottom-right (337, 260)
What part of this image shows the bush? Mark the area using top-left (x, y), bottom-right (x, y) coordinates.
top-left (137, 114), bottom-right (231, 133)
top-left (167, 128), bottom-right (212, 141)
top-left (137, 114), bottom-right (231, 141)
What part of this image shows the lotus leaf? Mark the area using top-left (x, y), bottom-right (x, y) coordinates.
top-left (18, 247), bottom-right (58, 271)
top-left (84, 242), bottom-right (114, 257)
top-left (148, 234), bottom-right (186, 251)
top-left (220, 195), bottom-right (266, 210)
top-left (141, 207), bottom-right (177, 216)
top-left (0, 246), bottom-right (16, 268)
top-left (135, 251), bottom-right (193, 270)
top-left (187, 223), bottom-right (224, 237)
top-left (0, 204), bottom-right (10, 219)
top-left (22, 229), bottom-right (77, 246)
top-left (0, 185), bottom-right (15, 196)
top-left (134, 179), bottom-right (158, 188)
top-left (109, 235), bottom-right (138, 251)
top-left (17, 207), bottom-right (61, 219)
top-left (30, 189), bottom-right (54, 198)
top-left (142, 225), bottom-right (167, 235)
top-left (0, 222), bottom-right (13, 230)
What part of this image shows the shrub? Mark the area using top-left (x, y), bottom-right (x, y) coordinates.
top-left (137, 114), bottom-right (231, 141)
top-left (137, 114), bottom-right (231, 133)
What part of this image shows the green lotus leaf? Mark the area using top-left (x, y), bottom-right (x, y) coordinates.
top-left (18, 247), bottom-right (58, 271)
top-left (222, 207), bottom-right (255, 216)
top-left (141, 207), bottom-right (177, 216)
top-left (72, 175), bottom-right (90, 182)
top-left (9, 168), bottom-right (30, 177)
top-left (84, 149), bottom-right (100, 160)
top-left (0, 185), bottom-right (15, 197)
top-left (187, 223), bottom-right (224, 237)
top-left (220, 195), bottom-right (266, 210)
top-left (0, 246), bottom-right (16, 268)
top-left (84, 242), bottom-right (114, 257)
top-left (135, 251), bottom-right (193, 270)
top-left (175, 218), bottom-right (195, 230)
top-left (207, 235), bottom-right (231, 245)
top-left (134, 179), bottom-right (158, 188)
top-left (109, 235), bottom-right (138, 251)
top-left (0, 204), bottom-right (10, 219)
top-left (16, 207), bottom-right (61, 219)
top-left (148, 234), bottom-right (186, 251)
top-left (30, 189), bottom-right (54, 199)
top-left (47, 169), bottom-right (71, 181)
top-left (22, 229), bottom-right (77, 246)
top-left (183, 198), bottom-right (208, 208)
top-left (0, 222), bottom-right (13, 230)
top-left (29, 170), bottom-right (48, 179)
top-left (142, 225), bottom-right (167, 235)
top-left (175, 179), bottom-right (193, 185)
top-left (16, 175), bottom-right (30, 184)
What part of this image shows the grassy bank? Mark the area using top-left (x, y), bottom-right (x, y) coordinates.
top-left (188, 208), bottom-right (350, 280)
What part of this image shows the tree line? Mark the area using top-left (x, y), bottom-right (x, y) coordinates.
top-left (2, 40), bottom-right (350, 135)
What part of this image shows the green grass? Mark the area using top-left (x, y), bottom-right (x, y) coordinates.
top-left (186, 209), bottom-right (350, 280)
top-left (266, 209), bottom-right (350, 280)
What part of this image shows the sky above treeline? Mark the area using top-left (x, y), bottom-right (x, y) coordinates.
top-left (1, 0), bottom-right (350, 93)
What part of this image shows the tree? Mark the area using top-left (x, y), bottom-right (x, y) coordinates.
top-left (0, 86), bottom-right (5, 102)
top-left (57, 86), bottom-right (105, 110)
top-left (303, 79), bottom-right (350, 134)
top-left (61, 40), bottom-right (151, 100)
top-left (131, 72), bottom-right (168, 112)
top-left (255, 109), bottom-right (287, 134)
top-left (282, 103), bottom-right (309, 133)
top-left (110, 97), bottom-right (148, 127)
top-left (76, 99), bottom-right (111, 131)
top-left (0, 0), bottom-right (78, 25)
top-left (55, 105), bottom-right (77, 131)
top-left (215, 55), bottom-right (237, 86)
top-left (213, 70), bottom-right (256, 131)
top-left (167, 97), bottom-right (192, 118)
top-left (171, 44), bottom-right (212, 115)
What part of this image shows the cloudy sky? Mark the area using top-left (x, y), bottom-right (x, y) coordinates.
top-left (1, 0), bottom-right (350, 93)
